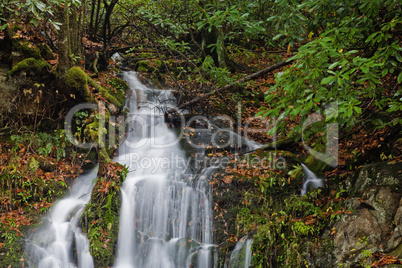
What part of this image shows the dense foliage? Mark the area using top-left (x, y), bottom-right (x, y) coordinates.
top-left (258, 0), bottom-right (401, 138)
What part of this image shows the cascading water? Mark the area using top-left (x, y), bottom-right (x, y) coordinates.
top-left (301, 163), bottom-right (324, 196)
top-left (25, 70), bottom-right (261, 268)
top-left (25, 168), bottom-right (97, 267)
top-left (228, 236), bottom-right (253, 268)
top-left (113, 71), bottom-right (217, 267)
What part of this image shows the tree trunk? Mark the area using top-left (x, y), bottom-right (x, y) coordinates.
top-left (89, 0), bottom-right (96, 36)
top-left (200, 24), bottom-right (232, 70)
top-left (199, 0), bottom-right (232, 70)
top-left (101, 0), bottom-right (119, 50)
top-left (78, 1), bottom-right (85, 62)
top-left (56, 4), bottom-right (70, 74)
top-left (201, 26), bottom-right (219, 66)
top-left (93, 0), bottom-right (101, 38)
top-left (69, 7), bottom-right (78, 58)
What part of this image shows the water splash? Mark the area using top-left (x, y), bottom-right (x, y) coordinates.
top-left (24, 71), bottom-right (262, 267)
top-left (114, 72), bottom-right (216, 268)
top-left (228, 236), bottom-right (253, 268)
top-left (111, 52), bottom-right (122, 62)
top-left (25, 168), bottom-right (97, 267)
top-left (301, 163), bottom-right (324, 196)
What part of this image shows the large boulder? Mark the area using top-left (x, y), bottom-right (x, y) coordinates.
top-left (332, 161), bottom-right (402, 266)
top-left (348, 161), bottom-right (402, 195)
top-left (385, 198), bottom-right (402, 257)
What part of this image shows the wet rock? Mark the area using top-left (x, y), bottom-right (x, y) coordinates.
top-left (334, 208), bottom-right (382, 266)
top-left (0, 64), bottom-right (16, 126)
top-left (331, 161), bottom-right (402, 266)
top-left (395, 199), bottom-right (402, 226)
top-left (350, 161), bottom-right (402, 195)
top-left (362, 187), bottom-right (400, 236)
top-left (11, 51), bottom-right (24, 67)
top-left (344, 197), bottom-right (361, 211)
top-left (333, 186), bottom-right (402, 264)
top-left (385, 198), bottom-right (402, 256)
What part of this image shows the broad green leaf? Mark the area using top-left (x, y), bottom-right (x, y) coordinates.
top-left (328, 62), bottom-right (339, 69)
top-left (353, 106), bottom-right (362, 114)
top-left (321, 76), bottom-right (335, 85)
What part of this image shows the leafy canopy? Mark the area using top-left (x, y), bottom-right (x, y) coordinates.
top-left (258, 0), bottom-right (401, 137)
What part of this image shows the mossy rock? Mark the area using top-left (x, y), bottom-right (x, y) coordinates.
top-left (108, 78), bottom-right (129, 93)
top-left (136, 60), bottom-right (154, 73)
top-left (65, 67), bottom-right (92, 102)
top-left (38, 43), bottom-right (55, 60)
top-left (13, 40), bottom-right (41, 59)
top-left (82, 163), bottom-right (128, 267)
top-left (65, 67), bottom-right (124, 109)
top-left (108, 78), bottom-right (128, 106)
top-left (7, 57), bottom-right (50, 77)
top-left (91, 80), bottom-right (123, 109)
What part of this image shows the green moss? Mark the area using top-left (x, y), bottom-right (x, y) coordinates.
top-left (99, 147), bottom-right (111, 164)
top-left (38, 43), bottom-right (55, 60)
top-left (82, 163), bottom-right (128, 267)
top-left (211, 149), bottom-right (335, 267)
top-left (108, 78), bottom-right (128, 105)
top-left (137, 66), bottom-right (148, 72)
top-left (65, 67), bottom-right (92, 102)
top-left (136, 60), bottom-right (154, 72)
top-left (65, 67), bottom-right (124, 109)
top-left (13, 41), bottom-right (41, 59)
top-left (139, 52), bottom-right (153, 58)
top-left (109, 78), bottom-right (129, 93)
top-left (0, 225), bottom-right (24, 267)
top-left (154, 59), bottom-right (162, 69)
top-left (390, 243), bottom-right (402, 258)
top-left (7, 57), bottom-right (50, 77)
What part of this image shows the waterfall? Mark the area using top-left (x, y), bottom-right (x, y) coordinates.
top-left (25, 168), bottom-right (97, 267)
top-left (301, 163), bottom-right (324, 196)
top-left (113, 71), bottom-right (216, 267)
top-left (228, 236), bottom-right (253, 268)
top-left (25, 71), bottom-right (261, 267)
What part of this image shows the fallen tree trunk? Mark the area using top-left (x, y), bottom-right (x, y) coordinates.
top-left (178, 57), bottom-right (294, 109)
top-left (259, 135), bottom-right (301, 151)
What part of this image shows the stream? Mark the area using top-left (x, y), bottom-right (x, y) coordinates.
top-left (113, 72), bottom-right (216, 267)
top-left (25, 168), bottom-right (96, 268)
top-left (25, 71), bottom-right (259, 267)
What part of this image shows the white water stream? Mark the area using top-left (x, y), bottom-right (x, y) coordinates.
top-left (301, 163), bottom-right (324, 196)
top-left (25, 168), bottom-right (97, 268)
top-left (113, 72), bottom-right (217, 267)
top-left (228, 236), bottom-right (253, 268)
top-left (25, 71), bottom-right (260, 268)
